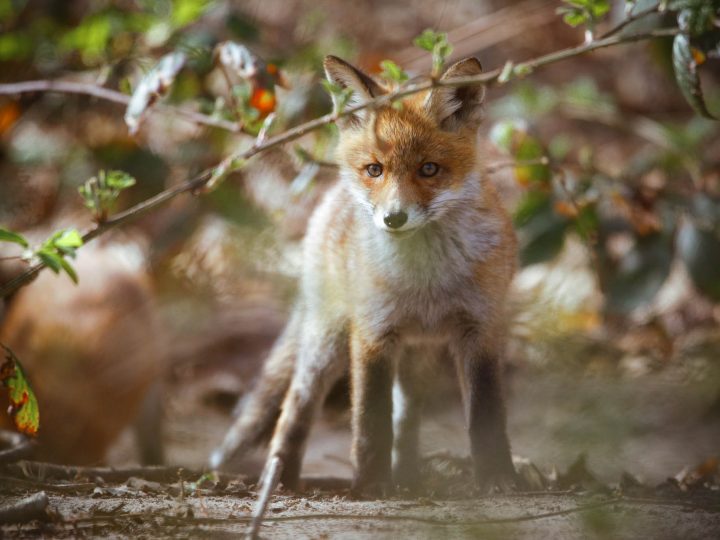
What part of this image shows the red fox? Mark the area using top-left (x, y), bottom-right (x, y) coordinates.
top-left (211, 55), bottom-right (518, 496)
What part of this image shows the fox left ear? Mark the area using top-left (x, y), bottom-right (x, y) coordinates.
top-left (324, 55), bottom-right (385, 127)
top-left (425, 57), bottom-right (485, 132)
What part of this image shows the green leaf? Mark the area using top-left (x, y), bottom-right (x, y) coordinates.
top-left (104, 170), bottom-right (136, 190)
top-left (413, 29), bottom-right (441, 52)
top-left (37, 250), bottom-right (63, 274)
top-left (379, 60), bottom-right (408, 84)
top-left (677, 219), bottom-right (720, 301)
top-left (0, 227), bottom-right (29, 248)
top-left (604, 231), bottom-right (674, 313)
top-left (515, 192), bottom-right (569, 266)
top-left (413, 29), bottom-right (453, 76)
top-left (514, 190), bottom-right (550, 226)
top-left (514, 133), bottom-right (551, 184)
top-left (0, 344), bottom-right (40, 437)
top-left (557, 0), bottom-right (610, 28)
top-left (58, 257), bottom-right (79, 284)
top-left (35, 227), bottom-right (83, 282)
top-left (172, 0), bottom-right (211, 28)
top-left (672, 33), bottom-right (717, 119)
top-left (79, 170), bottom-right (136, 220)
top-left (560, 9), bottom-right (589, 27)
top-left (53, 229), bottom-right (83, 250)
top-left (520, 220), bottom-right (568, 266)
top-left (574, 203), bottom-right (600, 241)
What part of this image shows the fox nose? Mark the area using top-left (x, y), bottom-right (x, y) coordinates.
top-left (383, 210), bottom-right (408, 229)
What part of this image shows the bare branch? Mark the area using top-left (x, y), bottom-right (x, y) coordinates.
top-left (599, 3), bottom-right (662, 40)
top-left (0, 80), bottom-right (242, 132)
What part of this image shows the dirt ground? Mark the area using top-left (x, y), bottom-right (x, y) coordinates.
top-left (2, 488), bottom-right (719, 539)
top-left (2, 358), bottom-right (719, 539)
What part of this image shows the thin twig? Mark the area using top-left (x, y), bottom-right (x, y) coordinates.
top-left (485, 157), bottom-right (550, 174)
top-left (0, 80), bottom-right (241, 132)
top-left (0, 461), bottom-right (203, 484)
top-left (600, 3), bottom-right (662, 40)
top-left (0, 27), bottom-right (679, 299)
top-left (219, 67), bottom-right (245, 124)
top-left (0, 475), bottom-right (96, 493)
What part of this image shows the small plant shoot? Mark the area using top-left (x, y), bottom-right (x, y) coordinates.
top-left (79, 170), bottom-right (137, 222)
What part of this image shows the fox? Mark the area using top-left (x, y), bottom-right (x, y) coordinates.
top-left (210, 55), bottom-right (519, 498)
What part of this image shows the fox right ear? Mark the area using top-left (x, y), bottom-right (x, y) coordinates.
top-left (324, 56), bottom-right (384, 126)
top-left (425, 57), bottom-right (485, 132)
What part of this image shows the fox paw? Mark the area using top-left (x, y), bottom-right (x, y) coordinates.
top-left (350, 478), bottom-right (392, 499)
top-left (475, 468), bottom-right (521, 495)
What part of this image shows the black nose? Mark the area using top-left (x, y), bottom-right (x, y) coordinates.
top-left (383, 211), bottom-right (408, 229)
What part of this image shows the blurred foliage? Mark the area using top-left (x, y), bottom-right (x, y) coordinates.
top-left (0, 0), bottom-right (718, 321)
top-left (557, 0), bottom-right (610, 30)
top-left (0, 226), bottom-right (83, 283)
top-left (78, 169), bottom-right (136, 222)
top-left (489, 64), bottom-right (719, 312)
top-left (35, 228), bottom-right (84, 283)
top-left (413, 29), bottom-right (453, 77)
top-left (379, 59), bottom-right (409, 85)
top-left (670, 0), bottom-right (720, 119)
top-left (1, 343), bottom-right (40, 437)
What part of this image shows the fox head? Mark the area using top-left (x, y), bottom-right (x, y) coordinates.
top-left (324, 55), bottom-right (485, 235)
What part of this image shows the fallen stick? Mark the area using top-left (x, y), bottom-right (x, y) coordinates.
top-left (0, 491), bottom-right (49, 524)
top-left (0, 431), bottom-right (33, 464)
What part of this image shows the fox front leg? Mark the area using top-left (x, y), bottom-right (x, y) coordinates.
top-left (265, 323), bottom-right (347, 490)
top-left (350, 331), bottom-right (394, 496)
top-left (451, 330), bottom-right (516, 492)
top-left (392, 346), bottom-right (438, 490)
top-left (247, 320), bottom-right (347, 538)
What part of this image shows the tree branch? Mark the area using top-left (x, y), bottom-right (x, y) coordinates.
top-left (599, 3), bottom-right (662, 40)
top-left (0, 80), bottom-right (242, 132)
top-left (0, 27), bottom-right (679, 299)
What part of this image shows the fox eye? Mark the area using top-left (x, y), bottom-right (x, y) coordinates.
top-left (366, 163), bottom-right (383, 177)
top-left (419, 162), bottom-right (439, 177)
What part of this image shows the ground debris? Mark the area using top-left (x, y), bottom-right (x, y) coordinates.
top-left (1, 457), bottom-right (719, 538)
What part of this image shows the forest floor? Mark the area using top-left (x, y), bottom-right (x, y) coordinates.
top-left (2, 358), bottom-right (719, 539)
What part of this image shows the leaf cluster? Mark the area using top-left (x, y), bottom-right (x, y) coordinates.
top-left (379, 60), bottom-right (409, 85)
top-left (489, 75), bottom-right (720, 312)
top-left (413, 29), bottom-right (453, 77)
top-left (557, 0), bottom-right (611, 29)
top-left (0, 226), bottom-right (84, 284)
top-left (79, 170), bottom-right (137, 222)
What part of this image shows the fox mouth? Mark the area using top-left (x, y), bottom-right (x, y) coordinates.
top-left (384, 227), bottom-right (418, 239)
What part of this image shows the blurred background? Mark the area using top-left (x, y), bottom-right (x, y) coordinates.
top-left (0, 0), bottom-right (718, 485)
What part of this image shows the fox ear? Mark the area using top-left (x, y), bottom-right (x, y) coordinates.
top-left (324, 55), bottom-right (384, 126)
top-left (426, 57), bottom-right (485, 132)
